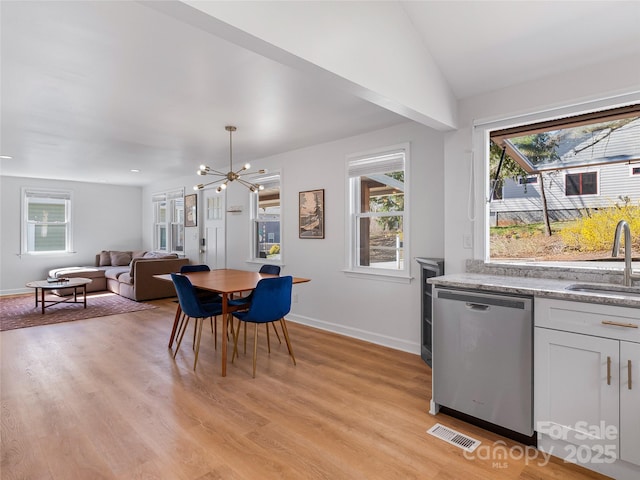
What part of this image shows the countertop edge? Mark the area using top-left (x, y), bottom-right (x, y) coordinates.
top-left (428, 274), bottom-right (640, 308)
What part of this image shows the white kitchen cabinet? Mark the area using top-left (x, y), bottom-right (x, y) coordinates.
top-left (535, 298), bottom-right (640, 472)
top-left (620, 340), bottom-right (640, 466)
top-left (535, 327), bottom-right (619, 452)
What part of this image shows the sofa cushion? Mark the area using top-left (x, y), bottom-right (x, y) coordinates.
top-left (119, 272), bottom-right (133, 285)
top-left (104, 266), bottom-right (130, 281)
top-left (110, 251), bottom-right (132, 266)
top-left (99, 250), bottom-right (111, 266)
top-left (132, 250), bottom-right (146, 260)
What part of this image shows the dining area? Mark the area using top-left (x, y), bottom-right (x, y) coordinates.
top-left (157, 266), bottom-right (310, 378)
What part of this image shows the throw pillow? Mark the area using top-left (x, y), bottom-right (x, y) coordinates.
top-left (131, 250), bottom-right (146, 260)
top-left (110, 251), bottom-right (132, 266)
top-left (99, 250), bottom-right (111, 266)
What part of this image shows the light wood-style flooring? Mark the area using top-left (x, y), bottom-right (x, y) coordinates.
top-left (1, 298), bottom-right (608, 479)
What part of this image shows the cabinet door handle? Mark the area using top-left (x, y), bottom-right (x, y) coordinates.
top-left (607, 356), bottom-right (612, 386)
top-left (629, 360), bottom-right (633, 390)
top-left (601, 320), bottom-right (638, 329)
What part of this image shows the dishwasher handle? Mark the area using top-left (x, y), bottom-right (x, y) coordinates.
top-left (436, 289), bottom-right (531, 310)
top-left (465, 302), bottom-right (490, 311)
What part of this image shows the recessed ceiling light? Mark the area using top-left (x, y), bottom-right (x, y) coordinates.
top-left (0, 155), bottom-right (13, 159)
top-left (130, 169), bottom-right (140, 173)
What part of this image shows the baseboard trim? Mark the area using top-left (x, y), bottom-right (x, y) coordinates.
top-left (1, 288), bottom-right (31, 297)
top-left (286, 313), bottom-right (420, 355)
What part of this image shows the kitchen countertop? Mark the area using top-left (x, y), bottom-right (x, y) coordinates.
top-left (428, 273), bottom-right (640, 308)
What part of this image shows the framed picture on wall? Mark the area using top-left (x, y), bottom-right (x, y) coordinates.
top-left (299, 189), bottom-right (324, 239)
top-left (185, 193), bottom-right (197, 227)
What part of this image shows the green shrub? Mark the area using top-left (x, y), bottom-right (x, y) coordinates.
top-left (559, 201), bottom-right (640, 252)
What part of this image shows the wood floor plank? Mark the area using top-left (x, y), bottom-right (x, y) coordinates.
top-left (0, 298), bottom-right (611, 480)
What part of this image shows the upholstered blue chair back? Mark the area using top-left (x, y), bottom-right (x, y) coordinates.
top-left (181, 264), bottom-right (211, 273)
top-left (171, 273), bottom-right (217, 318)
top-left (259, 264), bottom-right (281, 275)
top-left (241, 276), bottom-right (292, 324)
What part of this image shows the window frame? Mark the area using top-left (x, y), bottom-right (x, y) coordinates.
top-left (152, 188), bottom-right (184, 254)
top-left (249, 171), bottom-right (282, 265)
top-left (476, 94), bottom-right (640, 267)
top-left (345, 143), bottom-right (410, 281)
top-left (21, 187), bottom-right (73, 255)
top-left (564, 170), bottom-right (599, 197)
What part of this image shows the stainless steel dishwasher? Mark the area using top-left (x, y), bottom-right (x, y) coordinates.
top-left (432, 288), bottom-right (534, 437)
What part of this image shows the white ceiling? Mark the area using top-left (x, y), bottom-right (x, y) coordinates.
top-left (2, 1), bottom-right (639, 186)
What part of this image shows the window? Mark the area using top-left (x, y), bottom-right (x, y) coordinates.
top-left (250, 173), bottom-right (281, 261)
top-left (347, 145), bottom-right (408, 275)
top-left (22, 188), bottom-right (72, 254)
top-left (565, 172), bottom-right (598, 196)
top-left (152, 189), bottom-right (184, 253)
top-left (631, 166), bottom-right (640, 176)
top-left (486, 102), bottom-right (640, 264)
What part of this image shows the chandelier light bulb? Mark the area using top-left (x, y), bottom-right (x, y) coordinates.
top-left (194, 184), bottom-right (203, 190)
top-left (243, 163), bottom-right (251, 170)
top-left (258, 184), bottom-right (264, 190)
top-left (199, 164), bottom-right (207, 171)
top-left (220, 183), bottom-right (227, 190)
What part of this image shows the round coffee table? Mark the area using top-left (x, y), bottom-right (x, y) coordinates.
top-left (25, 278), bottom-right (91, 314)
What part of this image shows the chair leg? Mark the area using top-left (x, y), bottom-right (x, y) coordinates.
top-left (252, 322), bottom-right (259, 378)
top-left (232, 319), bottom-right (241, 363)
top-left (168, 307), bottom-right (183, 348)
top-left (193, 317), bottom-right (205, 371)
top-left (213, 316), bottom-right (218, 350)
top-left (173, 316), bottom-right (191, 359)
top-left (279, 318), bottom-right (296, 366)
top-left (265, 323), bottom-right (271, 353)
top-left (243, 322), bottom-right (247, 354)
top-left (270, 322), bottom-right (282, 344)
top-left (192, 317), bottom-right (197, 350)
top-left (173, 313), bottom-right (186, 348)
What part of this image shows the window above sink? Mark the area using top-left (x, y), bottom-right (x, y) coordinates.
top-left (483, 101), bottom-right (640, 272)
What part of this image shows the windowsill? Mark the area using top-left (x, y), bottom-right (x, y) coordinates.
top-left (342, 268), bottom-right (413, 284)
top-left (467, 259), bottom-right (636, 284)
top-left (246, 259), bottom-right (284, 267)
top-left (21, 251), bottom-right (76, 257)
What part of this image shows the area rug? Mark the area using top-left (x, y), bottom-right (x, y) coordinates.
top-left (0, 292), bottom-right (157, 331)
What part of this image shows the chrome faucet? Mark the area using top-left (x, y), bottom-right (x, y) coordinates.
top-left (611, 220), bottom-right (639, 287)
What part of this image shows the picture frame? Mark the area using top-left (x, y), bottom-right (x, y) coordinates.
top-left (184, 193), bottom-right (197, 227)
top-left (299, 189), bottom-right (324, 239)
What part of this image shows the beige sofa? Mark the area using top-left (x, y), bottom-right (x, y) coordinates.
top-left (49, 250), bottom-right (189, 301)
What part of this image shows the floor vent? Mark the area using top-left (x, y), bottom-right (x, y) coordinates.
top-left (427, 423), bottom-right (481, 452)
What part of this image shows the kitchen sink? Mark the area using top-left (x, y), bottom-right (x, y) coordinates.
top-left (565, 283), bottom-right (640, 298)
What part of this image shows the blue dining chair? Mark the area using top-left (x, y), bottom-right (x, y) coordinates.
top-left (167, 264), bottom-right (221, 349)
top-left (230, 264), bottom-right (283, 351)
top-left (180, 264), bottom-right (222, 304)
top-left (171, 273), bottom-right (223, 371)
top-left (231, 276), bottom-right (295, 378)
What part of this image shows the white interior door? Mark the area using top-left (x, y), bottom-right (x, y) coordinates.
top-left (203, 191), bottom-right (226, 269)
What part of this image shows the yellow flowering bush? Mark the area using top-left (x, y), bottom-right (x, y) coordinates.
top-left (560, 201), bottom-right (640, 252)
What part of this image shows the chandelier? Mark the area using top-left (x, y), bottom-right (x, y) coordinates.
top-left (194, 126), bottom-right (265, 193)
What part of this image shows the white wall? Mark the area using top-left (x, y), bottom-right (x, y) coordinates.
top-left (140, 121), bottom-right (444, 353)
top-left (443, 54), bottom-right (640, 274)
top-left (0, 176), bottom-right (143, 295)
top-left (219, 121), bottom-right (444, 353)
